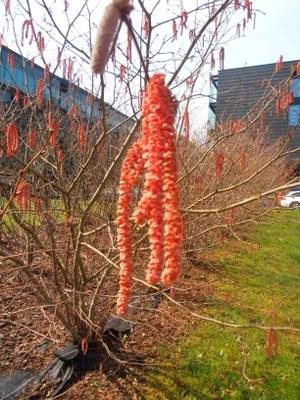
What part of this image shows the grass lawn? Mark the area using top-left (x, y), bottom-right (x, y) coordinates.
top-left (142, 210), bottom-right (300, 399)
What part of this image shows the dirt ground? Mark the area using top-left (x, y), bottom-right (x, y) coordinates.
top-left (0, 253), bottom-right (214, 399)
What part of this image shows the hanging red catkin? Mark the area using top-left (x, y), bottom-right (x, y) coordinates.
top-left (16, 181), bottom-right (30, 213)
top-left (235, 119), bottom-right (241, 132)
top-left (143, 14), bottom-right (149, 39)
top-left (117, 74), bottom-right (181, 315)
top-left (215, 153), bottom-right (224, 181)
top-left (91, 0), bottom-right (132, 74)
top-left (73, 104), bottom-right (78, 120)
top-left (116, 141), bottom-right (145, 316)
top-left (119, 64), bottom-right (126, 80)
top-left (133, 82), bottom-right (169, 285)
top-left (36, 78), bottom-right (44, 109)
top-left (97, 143), bottom-right (102, 158)
top-left (70, 120), bottom-right (75, 133)
top-left (149, 76), bottom-right (181, 286)
top-left (23, 96), bottom-right (28, 108)
top-left (48, 111), bottom-right (53, 130)
top-left (57, 149), bottom-right (63, 176)
top-left (8, 53), bottom-right (15, 72)
top-left (246, 0), bottom-right (252, 21)
top-left (210, 52), bottom-right (215, 70)
top-left (279, 55), bottom-right (283, 69)
top-left (64, 0), bottom-right (69, 12)
top-left (126, 17), bottom-right (132, 63)
top-left (44, 64), bottom-right (49, 80)
top-left (219, 47), bottom-right (225, 70)
top-left (28, 128), bottom-right (37, 150)
top-left (180, 11), bottom-right (188, 35)
top-left (14, 87), bottom-right (21, 103)
top-left (5, 0), bottom-right (10, 16)
top-left (172, 19), bottom-right (177, 42)
top-left (36, 32), bottom-right (45, 57)
top-left (6, 123), bottom-right (19, 157)
top-left (149, 75), bottom-right (180, 286)
top-left (77, 125), bottom-right (85, 152)
top-left (21, 19), bottom-right (35, 46)
top-left (138, 88), bottom-right (143, 108)
top-left (189, 29), bottom-right (195, 41)
top-left (49, 111), bottom-right (57, 146)
top-left (21, 20), bottom-right (29, 46)
top-left (49, 121), bottom-right (59, 148)
top-left (229, 120), bottom-right (234, 134)
top-left (67, 57), bottom-right (73, 80)
top-left (183, 108), bottom-right (189, 141)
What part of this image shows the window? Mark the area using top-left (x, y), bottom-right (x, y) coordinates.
top-left (288, 78), bottom-right (300, 127)
top-left (288, 105), bottom-right (300, 126)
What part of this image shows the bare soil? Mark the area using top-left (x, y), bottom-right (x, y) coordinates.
top-left (0, 250), bottom-right (215, 399)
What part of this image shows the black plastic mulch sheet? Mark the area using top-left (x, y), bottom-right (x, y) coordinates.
top-left (0, 290), bottom-right (162, 399)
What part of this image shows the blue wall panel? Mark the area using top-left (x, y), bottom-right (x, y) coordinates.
top-left (0, 45), bottom-right (134, 133)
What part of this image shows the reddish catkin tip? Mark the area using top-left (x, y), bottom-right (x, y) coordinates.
top-left (183, 108), bottom-right (189, 141)
top-left (91, 0), bottom-right (132, 74)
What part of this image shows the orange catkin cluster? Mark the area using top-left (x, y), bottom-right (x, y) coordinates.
top-left (116, 74), bottom-right (181, 316)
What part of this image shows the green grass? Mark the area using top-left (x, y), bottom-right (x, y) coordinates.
top-left (143, 210), bottom-right (300, 399)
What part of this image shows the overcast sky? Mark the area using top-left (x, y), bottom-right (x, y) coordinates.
top-left (222, 0), bottom-right (300, 69)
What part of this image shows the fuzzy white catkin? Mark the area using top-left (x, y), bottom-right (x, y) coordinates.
top-left (91, 0), bottom-right (131, 74)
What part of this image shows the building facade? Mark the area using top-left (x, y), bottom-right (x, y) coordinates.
top-left (209, 60), bottom-right (300, 161)
top-left (0, 45), bottom-right (136, 193)
top-left (0, 45), bottom-right (134, 134)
